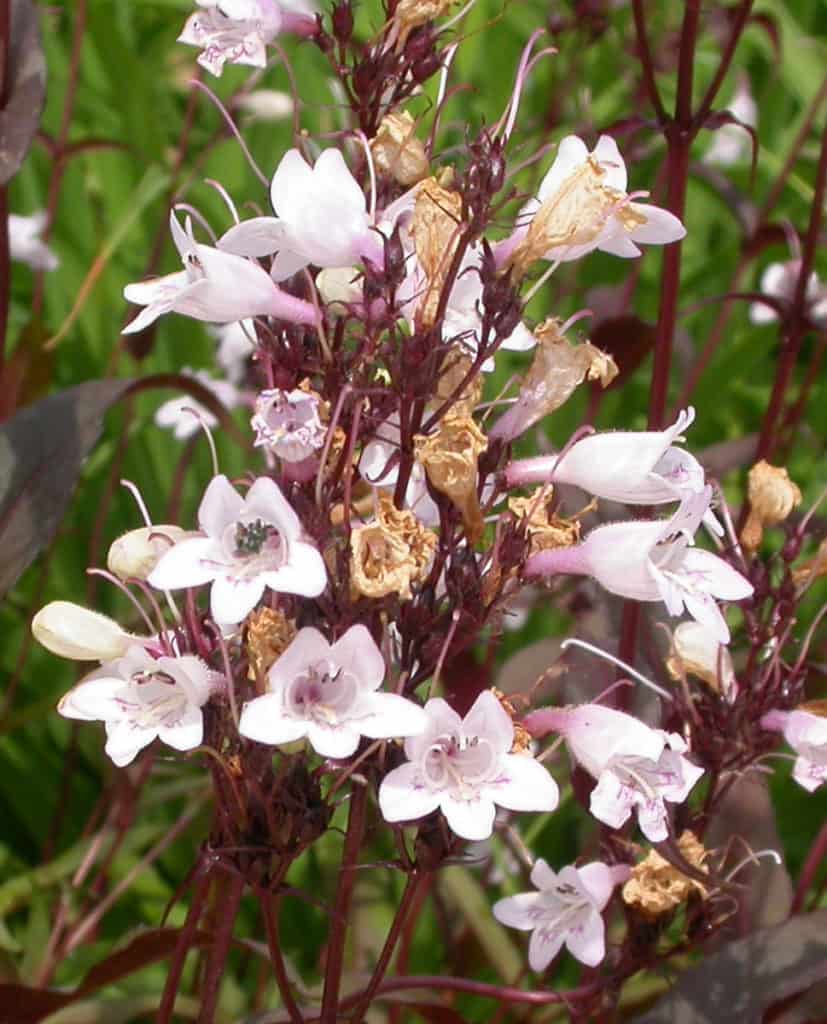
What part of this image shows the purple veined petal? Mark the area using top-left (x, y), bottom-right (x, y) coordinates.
top-left (462, 690), bottom-right (514, 754)
top-left (148, 537), bottom-right (225, 590)
top-left (357, 692), bottom-right (427, 739)
top-left (238, 692), bottom-right (308, 746)
top-left (527, 924), bottom-right (566, 972)
top-left (593, 134), bottom-right (627, 192)
top-left (330, 624), bottom-right (385, 690)
top-left (576, 862), bottom-right (620, 912)
top-left (270, 149), bottom-right (315, 218)
top-left (218, 216), bottom-right (287, 258)
top-left (680, 547), bottom-right (754, 602)
top-left (58, 678), bottom-right (129, 722)
top-left (489, 754), bottom-right (559, 813)
top-left (104, 719), bottom-right (157, 767)
top-left (198, 474), bottom-right (246, 538)
top-left (440, 793), bottom-right (497, 841)
top-left (537, 135), bottom-right (590, 202)
top-left (589, 770), bottom-right (637, 831)
top-left (629, 204), bottom-right (686, 245)
top-left (158, 706), bottom-right (204, 752)
top-left (564, 909), bottom-right (606, 967)
top-left (242, 476), bottom-right (302, 540)
top-left (259, 541), bottom-right (327, 597)
top-left (378, 763), bottom-right (441, 823)
top-left (209, 574), bottom-right (267, 624)
top-left (635, 794), bottom-right (670, 843)
top-left (402, 697), bottom-right (461, 761)
top-left (313, 148), bottom-right (368, 218)
top-left (793, 756), bottom-right (827, 793)
top-left (306, 721), bottom-right (361, 759)
top-left (492, 892), bottom-right (543, 931)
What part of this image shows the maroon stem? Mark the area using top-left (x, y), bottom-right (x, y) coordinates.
top-left (791, 821), bottom-right (827, 915)
top-left (198, 870), bottom-right (245, 1024)
top-left (260, 891), bottom-right (305, 1024)
top-left (158, 868), bottom-right (212, 1024)
top-left (320, 785), bottom-right (368, 1024)
top-left (374, 974), bottom-right (597, 1006)
top-left (630, 0), bottom-right (667, 124)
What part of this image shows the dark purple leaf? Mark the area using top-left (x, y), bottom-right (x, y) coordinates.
top-left (634, 909), bottom-right (827, 1024)
top-left (0, 0), bottom-right (47, 186)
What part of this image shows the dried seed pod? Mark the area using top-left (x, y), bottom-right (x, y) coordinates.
top-left (741, 460), bottom-right (802, 552)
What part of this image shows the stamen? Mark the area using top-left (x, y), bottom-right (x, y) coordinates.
top-left (190, 79), bottom-right (269, 190)
top-left (120, 478), bottom-right (154, 528)
top-left (561, 638), bottom-right (673, 701)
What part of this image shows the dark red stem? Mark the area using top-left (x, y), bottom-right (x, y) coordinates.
top-left (198, 870), bottom-right (245, 1024)
top-left (791, 821), bottom-right (827, 915)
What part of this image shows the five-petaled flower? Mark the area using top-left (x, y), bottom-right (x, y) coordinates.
top-left (238, 625), bottom-right (426, 758)
top-left (379, 690), bottom-right (559, 841)
top-left (148, 474), bottom-right (327, 624)
top-left (762, 708), bottom-right (827, 793)
top-left (525, 703), bottom-right (704, 842)
top-left (493, 858), bottom-right (630, 970)
top-left (58, 645), bottom-right (221, 766)
top-left (525, 488), bottom-right (752, 643)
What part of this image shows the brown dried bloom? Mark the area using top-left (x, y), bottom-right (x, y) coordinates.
top-left (492, 688), bottom-right (533, 753)
top-left (350, 494), bottom-right (436, 600)
top-left (246, 607), bottom-right (297, 685)
top-left (622, 831), bottom-right (709, 920)
top-left (412, 176), bottom-right (464, 327)
top-left (741, 460), bottom-right (802, 552)
top-left (435, 352), bottom-right (483, 417)
top-left (510, 160), bottom-right (645, 275)
top-left (793, 537), bottom-right (827, 587)
top-left (508, 486), bottom-right (585, 556)
top-left (371, 111), bottom-right (429, 186)
top-left (391, 0), bottom-right (459, 48)
top-left (800, 698), bottom-right (827, 719)
top-left (415, 414), bottom-right (488, 542)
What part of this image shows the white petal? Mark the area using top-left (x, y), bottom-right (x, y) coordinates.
top-left (239, 693), bottom-right (308, 746)
top-left (219, 217), bottom-right (287, 257)
top-left (528, 926), bottom-right (565, 972)
top-left (306, 722), bottom-right (361, 759)
top-left (261, 541), bottom-right (327, 597)
top-left (629, 204), bottom-right (686, 245)
top-left (576, 862), bottom-right (618, 911)
top-left (58, 678), bottom-right (128, 722)
top-left (592, 134), bottom-right (627, 192)
top-left (148, 537), bottom-right (223, 590)
top-left (589, 770), bottom-right (635, 831)
top-left (529, 858), bottom-right (558, 890)
top-left (378, 763), bottom-right (441, 823)
top-left (199, 474), bottom-right (245, 537)
top-left (331, 624), bottom-right (385, 689)
top-left (565, 910), bottom-right (606, 967)
top-left (537, 136), bottom-right (589, 202)
top-left (243, 476), bottom-right (301, 540)
top-left (270, 246), bottom-right (311, 282)
top-left (490, 754), bottom-right (559, 813)
top-left (313, 148), bottom-right (367, 218)
top-left (492, 892), bottom-right (542, 932)
top-left (270, 149), bottom-right (314, 216)
top-left (440, 794), bottom-right (496, 841)
top-left (158, 706), bottom-right (204, 752)
top-left (358, 692), bottom-right (427, 739)
top-left (598, 231), bottom-right (642, 258)
top-left (104, 720), bottom-right (157, 767)
top-left (463, 690), bottom-right (513, 754)
top-left (210, 574), bottom-right (266, 624)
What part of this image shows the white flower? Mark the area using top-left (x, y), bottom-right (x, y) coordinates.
top-left (379, 690), bottom-right (559, 841)
top-left (493, 858), bottom-right (629, 970)
top-left (238, 625), bottom-right (426, 758)
top-left (218, 148), bottom-right (384, 280)
top-left (525, 704), bottom-right (704, 842)
top-left (762, 709), bottom-right (827, 793)
top-left (148, 474), bottom-right (327, 624)
top-left (251, 388), bottom-right (327, 462)
top-left (9, 211), bottom-right (59, 271)
top-left (749, 260), bottom-right (827, 327)
top-left (703, 76), bottom-right (757, 167)
top-left (58, 645), bottom-right (220, 766)
top-left (123, 213), bottom-right (316, 334)
top-left (154, 369), bottom-right (241, 440)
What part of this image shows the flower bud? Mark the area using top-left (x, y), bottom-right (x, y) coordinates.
top-left (371, 112), bottom-right (429, 186)
top-left (32, 602), bottom-right (133, 661)
top-left (315, 266), bottom-right (362, 312)
top-left (107, 526), bottom-right (189, 581)
top-left (741, 460), bottom-right (802, 552)
top-left (667, 621), bottom-right (737, 701)
top-left (233, 89), bottom-right (294, 123)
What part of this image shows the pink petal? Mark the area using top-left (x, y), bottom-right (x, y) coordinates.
top-left (529, 858), bottom-right (557, 890)
top-left (528, 926), bottom-right (565, 972)
top-left (218, 217), bottom-right (287, 257)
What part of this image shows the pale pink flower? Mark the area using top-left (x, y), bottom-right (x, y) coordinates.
top-left (58, 645), bottom-right (220, 766)
top-left (154, 369), bottom-right (241, 440)
top-left (525, 704), bottom-right (703, 842)
top-left (507, 408), bottom-right (722, 535)
top-left (123, 213), bottom-right (316, 334)
top-left (148, 474), bottom-right (326, 624)
top-left (762, 709), bottom-right (827, 793)
top-left (218, 148), bottom-right (384, 280)
top-left (499, 135), bottom-right (685, 264)
top-left (9, 211), bottom-right (59, 271)
top-left (703, 75), bottom-right (757, 167)
top-left (379, 691), bottom-right (559, 841)
top-left (749, 260), bottom-right (827, 327)
top-left (525, 489), bottom-right (753, 643)
top-left (238, 625), bottom-right (426, 758)
top-left (493, 858), bottom-right (629, 970)
top-left (251, 388), bottom-right (326, 462)
top-left (178, 0), bottom-right (316, 77)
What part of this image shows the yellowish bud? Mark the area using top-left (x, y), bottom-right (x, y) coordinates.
top-left (107, 526), bottom-right (189, 581)
top-left (741, 461), bottom-right (802, 552)
top-left (32, 602), bottom-right (134, 661)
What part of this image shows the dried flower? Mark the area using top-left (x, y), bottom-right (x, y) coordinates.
top-left (741, 460), bottom-right (802, 552)
top-left (434, 352), bottom-right (483, 417)
top-left (622, 831), bottom-right (709, 919)
top-left (508, 487), bottom-right (583, 557)
top-left (415, 414), bottom-right (488, 542)
top-left (793, 538), bottom-right (827, 587)
top-left (410, 176), bottom-right (464, 328)
top-left (371, 111), bottom-right (429, 185)
top-left (350, 494), bottom-right (436, 600)
top-left (390, 0), bottom-right (458, 48)
top-left (246, 606), bottom-right (297, 682)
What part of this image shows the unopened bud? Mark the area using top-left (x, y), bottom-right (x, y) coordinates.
top-left (107, 526), bottom-right (189, 581)
top-left (32, 602), bottom-right (133, 661)
top-left (741, 461), bottom-right (802, 552)
top-left (233, 90), bottom-right (294, 123)
top-left (667, 621), bottom-right (737, 701)
top-left (315, 266), bottom-right (362, 312)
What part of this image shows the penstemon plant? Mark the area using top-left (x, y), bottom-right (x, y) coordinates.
top-left (3, 0), bottom-right (827, 1021)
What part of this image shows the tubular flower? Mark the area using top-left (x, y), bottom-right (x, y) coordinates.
top-left (239, 625), bottom-right (426, 758)
top-left (494, 858), bottom-right (630, 970)
top-left (218, 148), bottom-right (384, 280)
top-left (500, 135), bottom-right (685, 271)
top-left (148, 474), bottom-right (327, 624)
top-left (251, 387), bottom-right (327, 463)
top-left (123, 213), bottom-right (317, 334)
top-left (762, 708), bottom-right (827, 792)
top-left (525, 704), bottom-right (704, 842)
top-left (379, 690), bottom-right (559, 841)
top-left (58, 646), bottom-right (221, 766)
top-left (525, 489), bottom-right (753, 643)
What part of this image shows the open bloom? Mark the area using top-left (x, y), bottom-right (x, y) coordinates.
top-left (219, 148), bottom-right (384, 280)
top-left (178, 0), bottom-right (316, 77)
top-left (148, 474), bottom-right (326, 624)
top-left (379, 690), bottom-right (559, 841)
top-left (762, 709), bottom-right (827, 792)
top-left (154, 369), bottom-right (241, 440)
top-left (239, 625), bottom-right (426, 758)
top-left (251, 388), bottom-right (327, 462)
top-left (525, 704), bottom-right (704, 842)
top-left (123, 213), bottom-right (316, 334)
top-left (499, 135), bottom-right (685, 268)
top-left (9, 211), bottom-right (59, 271)
top-left (58, 646), bottom-right (220, 766)
top-left (749, 260), bottom-right (827, 327)
top-left (494, 858), bottom-right (629, 970)
top-left (525, 489), bottom-right (752, 642)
